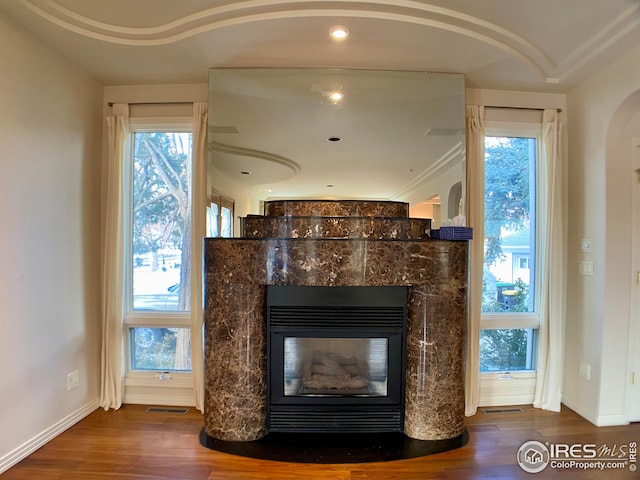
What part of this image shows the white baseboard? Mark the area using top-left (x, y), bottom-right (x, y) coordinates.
top-left (592, 414), bottom-right (630, 427)
top-left (562, 394), bottom-right (629, 427)
top-left (0, 398), bottom-right (100, 474)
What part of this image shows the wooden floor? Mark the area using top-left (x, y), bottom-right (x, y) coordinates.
top-left (4, 404), bottom-right (639, 479)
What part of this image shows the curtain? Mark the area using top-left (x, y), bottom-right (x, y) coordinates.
top-left (190, 102), bottom-right (208, 412)
top-left (100, 104), bottom-right (129, 410)
top-left (533, 109), bottom-right (566, 411)
top-left (464, 106), bottom-right (485, 416)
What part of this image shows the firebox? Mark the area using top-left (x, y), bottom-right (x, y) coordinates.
top-left (267, 285), bottom-right (407, 433)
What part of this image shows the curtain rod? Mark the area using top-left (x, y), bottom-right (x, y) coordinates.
top-left (107, 101), bottom-right (194, 107)
top-left (487, 105), bottom-right (562, 113)
top-left (107, 101), bottom-right (561, 113)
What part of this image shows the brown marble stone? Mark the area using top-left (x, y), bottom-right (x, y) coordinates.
top-left (204, 282), bottom-right (267, 441)
top-left (204, 199), bottom-right (468, 443)
top-left (241, 216), bottom-right (431, 240)
top-left (264, 199), bottom-right (409, 218)
top-left (206, 239), bottom-right (466, 286)
top-left (404, 285), bottom-right (466, 440)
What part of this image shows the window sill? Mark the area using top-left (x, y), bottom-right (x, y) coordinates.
top-left (125, 371), bottom-right (193, 389)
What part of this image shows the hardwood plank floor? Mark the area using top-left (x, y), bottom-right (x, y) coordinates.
top-left (3, 404), bottom-right (639, 479)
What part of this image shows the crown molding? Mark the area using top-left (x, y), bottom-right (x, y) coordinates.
top-left (21, 0), bottom-right (557, 79)
top-left (556, 3), bottom-right (640, 82)
top-left (392, 141), bottom-right (464, 201)
top-left (210, 141), bottom-right (301, 175)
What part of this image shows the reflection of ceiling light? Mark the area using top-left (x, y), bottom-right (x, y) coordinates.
top-left (329, 26), bottom-right (349, 40)
top-left (313, 84), bottom-right (345, 106)
top-left (329, 91), bottom-right (344, 104)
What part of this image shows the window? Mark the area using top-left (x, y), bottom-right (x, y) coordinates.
top-left (207, 190), bottom-right (234, 237)
top-left (480, 126), bottom-right (541, 374)
top-left (518, 257), bottom-right (529, 269)
top-left (126, 127), bottom-right (193, 374)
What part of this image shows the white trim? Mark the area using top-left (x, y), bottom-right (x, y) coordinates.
top-left (0, 399), bottom-right (99, 474)
top-left (19, 0), bottom-right (559, 80)
top-left (125, 371), bottom-right (194, 386)
top-left (123, 372), bottom-right (195, 406)
top-left (626, 137), bottom-right (640, 422)
top-left (592, 415), bottom-right (631, 427)
top-left (128, 116), bottom-right (192, 128)
top-left (124, 313), bottom-right (190, 326)
top-left (122, 123), bottom-right (195, 406)
top-left (479, 371), bottom-right (536, 407)
top-left (562, 394), bottom-right (630, 427)
top-left (123, 392), bottom-right (196, 407)
top-left (481, 312), bottom-right (540, 329)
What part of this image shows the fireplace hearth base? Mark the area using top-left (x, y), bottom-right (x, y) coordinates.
top-left (199, 428), bottom-right (468, 464)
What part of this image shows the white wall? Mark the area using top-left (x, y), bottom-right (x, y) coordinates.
top-left (0, 12), bottom-right (103, 471)
top-left (565, 45), bottom-right (640, 426)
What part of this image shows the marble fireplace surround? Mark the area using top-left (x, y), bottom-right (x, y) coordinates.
top-left (203, 200), bottom-right (468, 444)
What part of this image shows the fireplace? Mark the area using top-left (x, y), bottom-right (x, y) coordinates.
top-left (203, 199), bottom-right (468, 451)
top-left (267, 285), bottom-right (407, 433)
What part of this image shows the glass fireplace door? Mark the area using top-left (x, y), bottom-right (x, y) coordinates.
top-left (284, 337), bottom-right (388, 397)
top-left (269, 328), bottom-right (404, 407)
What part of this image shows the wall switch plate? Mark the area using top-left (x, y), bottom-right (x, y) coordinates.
top-left (579, 260), bottom-right (594, 276)
top-left (67, 370), bottom-right (79, 391)
top-left (580, 238), bottom-right (592, 253)
top-left (579, 362), bottom-right (591, 380)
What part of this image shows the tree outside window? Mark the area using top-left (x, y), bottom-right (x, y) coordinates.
top-left (129, 130), bottom-right (193, 372)
top-left (481, 135), bottom-right (537, 372)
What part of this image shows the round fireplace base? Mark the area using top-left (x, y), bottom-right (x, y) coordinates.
top-left (199, 428), bottom-right (469, 464)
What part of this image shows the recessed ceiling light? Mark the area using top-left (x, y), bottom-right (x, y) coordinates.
top-left (329, 26), bottom-right (349, 40)
top-left (327, 184), bottom-right (335, 188)
top-left (240, 171), bottom-right (251, 175)
top-left (327, 137), bottom-right (342, 142)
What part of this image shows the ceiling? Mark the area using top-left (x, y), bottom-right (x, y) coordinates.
top-left (2, 1), bottom-right (640, 203)
top-left (1, 0), bottom-right (639, 91)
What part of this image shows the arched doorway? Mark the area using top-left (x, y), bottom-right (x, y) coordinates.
top-left (606, 89), bottom-right (640, 422)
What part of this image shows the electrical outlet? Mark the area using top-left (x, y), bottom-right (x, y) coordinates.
top-left (67, 371), bottom-right (80, 391)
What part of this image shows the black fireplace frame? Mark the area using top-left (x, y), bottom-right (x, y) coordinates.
top-left (266, 285), bottom-right (408, 433)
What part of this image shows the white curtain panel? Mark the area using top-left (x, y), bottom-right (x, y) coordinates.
top-left (534, 109), bottom-right (566, 411)
top-left (100, 104), bottom-right (129, 410)
top-left (464, 105), bottom-right (485, 416)
top-left (190, 102), bottom-right (208, 412)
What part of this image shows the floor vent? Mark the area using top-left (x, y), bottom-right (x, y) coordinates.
top-left (481, 407), bottom-right (524, 415)
top-left (145, 407), bottom-right (189, 414)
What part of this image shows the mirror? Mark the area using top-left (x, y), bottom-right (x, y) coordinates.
top-left (208, 68), bottom-right (465, 226)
